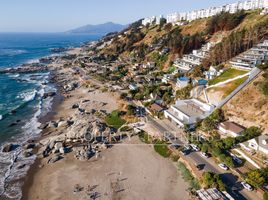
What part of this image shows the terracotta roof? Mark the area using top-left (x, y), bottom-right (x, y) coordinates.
top-left (220, 121), bottom-right (245, 134)
top-left (149, 103), bottom-right (164, 112)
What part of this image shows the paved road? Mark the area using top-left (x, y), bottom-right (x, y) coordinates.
top-left (146, 116), bottom-right (259, 200)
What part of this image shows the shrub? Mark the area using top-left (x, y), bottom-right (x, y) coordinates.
top-left (178, 162), bottom-right (200, 190)
top-left (105, 110), bottom-right (126, 129)
top-left (154, 140), bottom-right (171, 158)
top-left (202, 172), bottom-right (226, 191)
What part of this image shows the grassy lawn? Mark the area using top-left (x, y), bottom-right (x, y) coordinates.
top-left (154, 140), bottom-right (171, 158)
top-left (105, 110), bottom-right (126, 129)
top-left (222, 76), bottom-right (248, 97)
top-left (139, 131), bottom-right (152, 144)
top-left (208, 68), bottom-right (248, 86)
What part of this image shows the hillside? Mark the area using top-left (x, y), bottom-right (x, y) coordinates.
top-left (97, 10), bottom-right (268, 72)
top-left (68, 22), bottom-right (126, 35)
top-left (223, 69), bottom-right (268, 133)
top-left (90, 10), bottom-right (268, 130)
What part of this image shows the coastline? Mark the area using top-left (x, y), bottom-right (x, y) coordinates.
top-left (17, 46), bottom-right (190, 199)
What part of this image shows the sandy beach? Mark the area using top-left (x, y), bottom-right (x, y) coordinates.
top-left (19, 62), bottom-right (190, 200)
top-left (23, 137), bottom-right (189, 200)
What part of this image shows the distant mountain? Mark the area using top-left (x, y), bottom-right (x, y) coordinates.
top-left (68, 22), bottom-right (127, 35)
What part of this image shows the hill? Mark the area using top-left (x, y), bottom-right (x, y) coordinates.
top-left (68, 22), bottom-right (127, 35)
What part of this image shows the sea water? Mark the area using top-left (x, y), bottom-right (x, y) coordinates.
top-left (0, 32), bottom-right (100, 199)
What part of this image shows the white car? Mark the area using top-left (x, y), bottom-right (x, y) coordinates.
top-left (190, 144), bottom-right (200, 151)
top-left (241, 182), bottom-right (253, 191)
top-left (201, 152), bottom-right (210, 158)
top-left (218, 163), bottom-right (229, 170)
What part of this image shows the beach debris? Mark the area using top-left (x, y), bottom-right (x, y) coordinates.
top-left (24, 151), bottom-right (33, 158)
top-left (2, 143), bottom-right (19, 153)
top-left (43, 91), bottom-right (56, 99)
top-left (54, 142), bottom-right (63, 151)
top-left (25, 143), bottom-right (36, 150)
top-left (73, 184), bottom-right (84, 193)
top-left (48, 154), bottom-right (63, 164)
top-left (72, 103), bottom-right (79, 109)
top-left (48, 121), bottom-right (58, 128)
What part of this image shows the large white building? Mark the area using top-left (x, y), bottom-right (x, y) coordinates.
top-left (230, 40), bottom-right (268, 70)
top-left (164, 0), bottom-right (268, 24)
top-left (173, 42), bottom-right (214, 72)
top-left (142, 15), bottom-right (165, 26)
top-left (164, 99), bottom-right (215, 127)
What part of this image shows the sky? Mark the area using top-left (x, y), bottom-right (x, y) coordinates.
top-left (0, 0), bottom-right (238, 32)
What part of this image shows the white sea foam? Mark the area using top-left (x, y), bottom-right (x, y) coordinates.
top-left (0, 115), bottom-right (2, 121)
top-left (17, 89), bottom-right (37, 102)
top-left (8, 73), bottom-right (20, 78)
top-left (0, 82), bottom-right (56, 199)
top-left (26, 58), bottom-right (40, 64)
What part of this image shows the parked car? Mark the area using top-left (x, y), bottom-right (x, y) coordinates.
top-left (169, 144), bottom-right (180, 150)
top-left (241, 182), bottom-right (253, 191)
top-left (181, 149), bottom-right (191, 155)
top-left (184, 145), bottom-right (192, 151)
top-left (218, 163), bottom-right (229, 170)
top-left (201, 152), bottom-right (210, 158)
top-left (233, 156), bottom-right (243, 165)
top-left (196, 164), bottom-right (203, 171)
top-left (190, 144), bottom-right (200, 151)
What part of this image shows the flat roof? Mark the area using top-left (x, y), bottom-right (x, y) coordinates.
top-left (173, 102), bottom-right (205, 117)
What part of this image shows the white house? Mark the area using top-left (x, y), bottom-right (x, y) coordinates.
top-left (204, 66), bottom-right (223, 80)
top-left (142, 16), bottom-right (156, 26)
top-left (167, 13), bottom-right (180, 24)
top-left (164, 99), bottom-right (215, 127)
top-left (176, 77), bottom-right (190, 89)
top-left (240, 135), bottom-right (268, 155)
top-left (162, 74), bottom-right (172, 84)
top-left (219, 121), bottom-right (245, 137)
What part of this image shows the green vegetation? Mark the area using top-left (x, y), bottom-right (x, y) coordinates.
top-left (178, 162), bottom-right (200, 190)
top-left (176, 85), bottom-right (193, 99)
top-left (139, 131), bottom-right (152, 144)
top-left (208, 68), bottom-right (248, 86)
top-left (206, 12), bottom-right (268, 66)
top-left (150, 51), bottom-right (168, 69)
top-left (120, 125), bottom-right (133, 132)
top-left (202, 172), bottom-right (226, 191)
top-left (246, 169), bottom-right (265, 188)
top-left (257, 62), bottom-right (268, 70)
top-left (129, 83), bottom-right (173, 105)
top-left (201, 109), bottom-right (225, 132)
top-left (154, 140), bottom-right (171, 158)
top-left (206, 11), bottom-right (246, 35)
top-left (171, 154), bottom-right (180, 162)
top-left (222, 76), bottom-right (248, 97)
top-left (263, 191), bottom-right (268, 200)
top-left (260, 72), bottom-right (268, 96)
top-left (105, 110), bottom-right (126, 129)
top-left (196, 121), bottom-right (262, 168)
top-left (162, 28), bottom-right (205, 56)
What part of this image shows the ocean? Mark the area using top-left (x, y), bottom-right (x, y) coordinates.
top-left (0, 33), bottom-right (100, 199)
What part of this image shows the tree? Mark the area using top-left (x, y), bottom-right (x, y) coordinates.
top-left (263, 192), bottom-right (268, 200)
top-left (176, 85), bottom-right (193, 99)
top-left (201, 118), bottom-right (215, 132)
top-left (202, 172), bottom-right (226, 191)
top-left (164, 23), bottom-right (172, 32)
top-left (127, 105), bottom-right (136, 116)
top-left (246, 170), bottom-right (265, 188)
